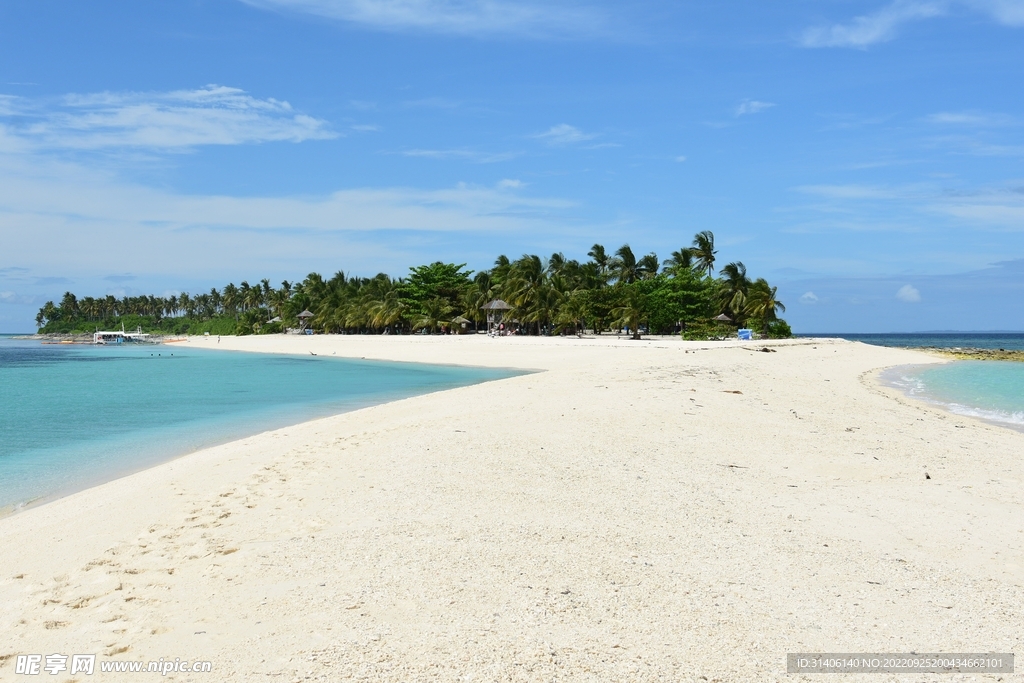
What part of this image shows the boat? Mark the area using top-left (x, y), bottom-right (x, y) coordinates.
top-left (93, 325), bottom-right (156, 345)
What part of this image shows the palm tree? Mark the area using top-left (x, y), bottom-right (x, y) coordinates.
top-left (611, 286), bottom-right (646, 340)
top-left (718, 261), bottom-right (751, 325)
top-left (611, 244), bottom-right (658, 284)
top-left (585, 242), bottom-right (606, 272)
top-left (745, 278), bottom-right (786, 335)
top-left (691, 230), bottom-right (717, 277)
top-left (611, 244), bottom-right (639, 284)
top-left (662, 248), bottom-right (693, 273)
top-left (554, 291), bottom-right (590, 336)
top-left (637, 252), bottom-right (659, 279)
top-left (412, 298), bottom-right (453, 334)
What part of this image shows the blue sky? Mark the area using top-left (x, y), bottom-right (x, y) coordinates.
top-left (1, 0), bottom-right (1023, 332)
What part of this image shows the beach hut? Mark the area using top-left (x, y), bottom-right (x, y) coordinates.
top-left (481, 299), bottom-right (512, 334)
top-left (452, 315), bottom-right (471, 334)
top-left (297, 309), bottom-right (315, 332)
top-left (713, 314), bottom-right (732, 322)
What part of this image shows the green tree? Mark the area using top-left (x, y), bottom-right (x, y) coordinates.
top-left (401, 262), bottom-right (473, 314)
top-left (718, 261), bottom-right (751, 326)
top-left (412, 297), bottom-right (454, 334)
top-left (691, 230), bottom-right (717, 277)
top-left (611, 284), bottom-right (647, 340)
top-left (745, 278), bottom-right (786, 336)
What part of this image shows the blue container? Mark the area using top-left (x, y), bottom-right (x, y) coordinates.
top-left (738, 329), bottom-right (753, 340)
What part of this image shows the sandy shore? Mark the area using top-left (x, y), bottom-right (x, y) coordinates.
top-left (1, 335), bottom-right (1021, 681)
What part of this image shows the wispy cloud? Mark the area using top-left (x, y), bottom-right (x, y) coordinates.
top-left (970, 0), bottom-right (1024, 25)
top-left (802, 0), bottom-right (1024, 48)
top-left (533, 123), bottom-right (596, 145)
top-left (350, 124), bottom-right (380, 132)
top-left (0, 155), bottom-right (575, 239)
top-left (793, 180), bottom-right (1024, 232)
top-left (0, 290), bottom-right (44, 306)
top-left (736, 100), bottom-right (775, 116)
top-left (925, 111), bottom-right (1014, 126)
top-left (400, 148), bottom-right (520, 163)
top-left (238, 0), bottom-right (608, 38)
top-left (1, 85), bottom-right (335, 150)
top-left (801, 0), bottom-right (945, 47)
top-left (796, 184), bottom-right (907, 200)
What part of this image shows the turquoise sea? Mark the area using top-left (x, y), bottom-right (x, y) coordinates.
top-left (803, 332), bottom-right (1024, 350)
top-left (803, 332), bottom-right (1024, 432)
top-left (0, 337), bottom-right (518, 512)
top-left (883, 361), bottom-right (1024, 432)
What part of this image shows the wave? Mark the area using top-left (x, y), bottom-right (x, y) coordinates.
top-left (884, 366), bottom-right (1024, 431)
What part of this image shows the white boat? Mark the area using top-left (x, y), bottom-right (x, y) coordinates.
top-left (93, 326), bottom-right (154, 345)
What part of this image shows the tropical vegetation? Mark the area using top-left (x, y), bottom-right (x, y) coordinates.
top-left (36, 232), bottom-right (791, 339)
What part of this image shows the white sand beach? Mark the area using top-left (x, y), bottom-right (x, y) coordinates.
top-left (1, 335), bottom-right (1021, 681)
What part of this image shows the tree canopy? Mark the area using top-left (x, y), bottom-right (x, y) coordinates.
top-left (36, 232), bottom-right (791, 339)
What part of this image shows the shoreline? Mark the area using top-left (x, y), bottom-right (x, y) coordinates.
top-left (0, 342), bottom-right (525, 518)
top-left (2, 336), bottom-right (1021, 681)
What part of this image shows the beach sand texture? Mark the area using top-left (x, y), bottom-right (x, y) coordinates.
top-left (1, 336), bottom-right (1021, 681)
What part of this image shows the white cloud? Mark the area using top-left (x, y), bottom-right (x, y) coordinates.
top-left (0, 95), bottom-right (20, 116)
top-left (799, 291), bottom-right (819, 304)
top-left (969, 0), bottom-right (1024, 25)
top-left (736, 100), bottom-right (775, 116)
top-left (674, 155), bottom-right (687, 162)
top-left (0, 291), bottom-right (42, 306)
top-left (896, 284), bottom-right (921, 302)
top-left (400, 148), bottom-right (520, 163)
top-left (533, 124), bottom-right (596, 145)
top-left (350, 124), bottom-right (380, 132)
top-left (1, 85), bottom-right (335, 150)
top-left (801, 0), bottom-right (946, 47)
top-left (926, 111), bottom-right (1013, 125)
top-left (0, 156), bottom-right (586, 291)
top-left (497, 179), bottom-right (523, 189)
top-left (238, 0), bottom-right (608, 38)
top-left (802, 0), bottom-right (1024, 48)
top-left (796, 184), bottom-right (906, 200)
top-left (938, 201), bottom-right (1024, 226)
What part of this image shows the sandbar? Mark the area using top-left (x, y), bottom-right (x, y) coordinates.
top-left (1, 335), bottom-right (1021, 681)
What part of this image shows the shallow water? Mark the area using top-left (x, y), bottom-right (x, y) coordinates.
top-left (804, 332), bottom-right (1024, 350)
top-left (883, 361), bottom-right (1024, 432)
top-left (0, 338), bottom-right (518, 511)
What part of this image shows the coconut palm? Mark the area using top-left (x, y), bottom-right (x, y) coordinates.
top-left (587, 243), bottom-right (610, 274)
top-left (745, 278), bottom-right (786, 335)
top-left (691, 230), bottom-right (717, 277)
top-left (412, 297), bottom-right (454, 334)
top-left (662, 248), bottom-right (693, 273)
top-left (718, 261), bottom-right (751, 325)
top-left (554, 291), bottom-right (590, 336)
top-left (611, 286), bottom-right (646, 340)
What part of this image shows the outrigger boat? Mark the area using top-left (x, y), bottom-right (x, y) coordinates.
top-left (93, 325), bottom-right (155, 345)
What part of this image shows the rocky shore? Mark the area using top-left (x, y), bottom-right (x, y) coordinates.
top-left (924, 346), bottom-right (1024, 361)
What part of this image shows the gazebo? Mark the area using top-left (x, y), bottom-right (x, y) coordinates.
top-left (297, 309), bottom-right (315, 331)
top-left (481, 299), bottom-right (512, 335)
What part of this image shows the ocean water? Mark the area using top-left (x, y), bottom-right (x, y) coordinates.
top-left (802, 332), bottom-right (1024, 350)
top-left (0, 338), bottom-right (519, 512)
top-left (883, 361), bottom-right (1024, 432)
